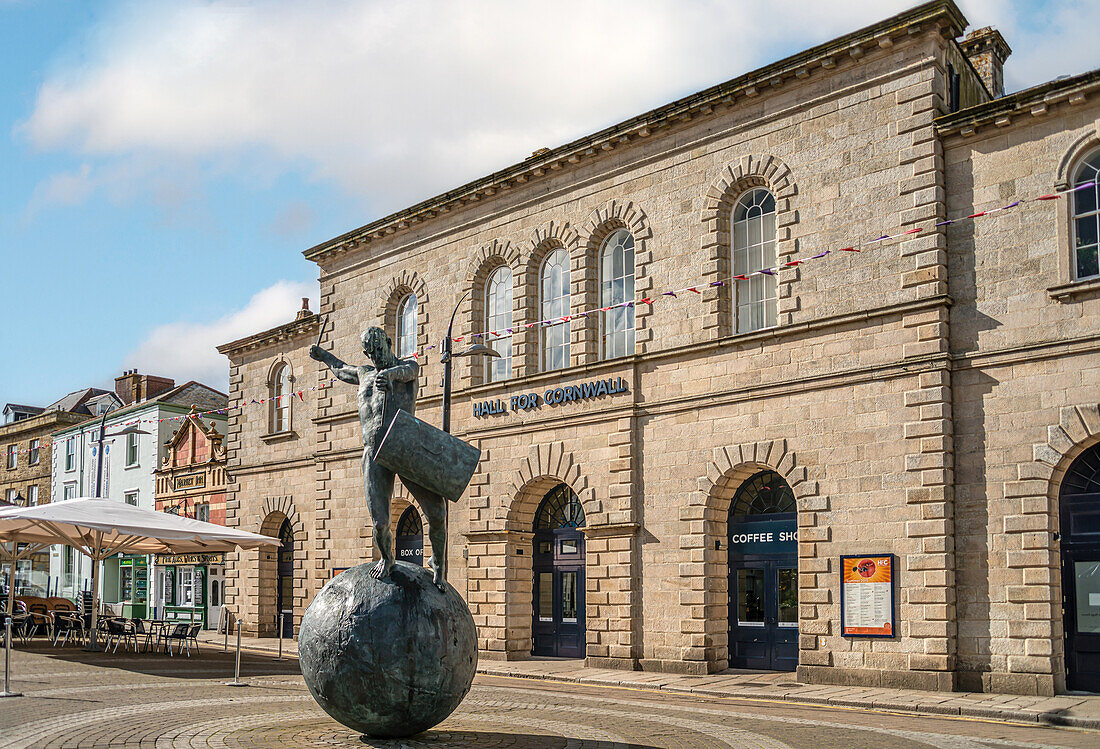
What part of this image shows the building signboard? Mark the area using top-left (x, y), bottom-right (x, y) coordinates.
top-left (473, 377), bottom-right (628, 418)
top-left (841, 554), bottom-right (895, 637)
top-left (727, 519), bottom-right (798, 555)
top-left (173, 472), bottom-right (206, 491)
top-left (155, 553), bottom-right (226, 566)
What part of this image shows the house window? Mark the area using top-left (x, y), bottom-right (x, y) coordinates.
top-left (485, 266), bottom-right (513, 382)
top-left (270, 363), bottom-right (292, 433)
top-left (5, 445), bottom-right (15, 469)
top-left (124, 491), bottom-right (138, 506)
top-left (28, 439), bottom-right (39, 466)
top-left (396, 293), bottom-right (418, 359)
top-left (126, 432), bottom-right (139, 467)
top-left (196, 503), bottom-right (210, 522)
top-left (5, 489), bottom-right (17, 504)
top-left (65, 438), bottom-right (75, 472)
top-left (732, 188), bottom-right (778, 333)
top-left (600, 229), bottom-right (635, 359)
top-left (1073, 150), bottom-right (1100, 280)
top-left (63, 483), bottom-right (76, 501)
top-left (26, 485), bottom-right (38, 506)
top-left (540, 248), bottom-right (571, 371)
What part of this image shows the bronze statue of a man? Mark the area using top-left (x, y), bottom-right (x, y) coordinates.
top-left (310, 327), bottom-right (448, 586)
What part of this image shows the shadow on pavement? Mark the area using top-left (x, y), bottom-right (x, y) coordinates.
top-left (12, 642), bottom-right (302, 679)
top-left (360, 733), bottom-right (660, 748)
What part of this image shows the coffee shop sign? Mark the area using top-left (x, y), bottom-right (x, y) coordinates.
top-left (473, 377), bottom-right (628, 418)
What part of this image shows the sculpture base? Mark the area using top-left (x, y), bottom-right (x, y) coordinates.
top-left (298, 561), bottom-right (478, 739)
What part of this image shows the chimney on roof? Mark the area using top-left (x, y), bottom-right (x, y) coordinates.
top-left (296, 297), bottom-right (313, 321)
top-left (115, 370), bottom-right (175, 405)
top-left (960, 26), bottom-right (1011, 98)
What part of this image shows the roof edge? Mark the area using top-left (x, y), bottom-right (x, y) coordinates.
top-left (217, 313), bottom-right (320, 357)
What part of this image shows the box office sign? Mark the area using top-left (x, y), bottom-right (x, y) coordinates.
top-left (841, 554), bottom-right (895, 637)
top-left (173, 472), bottom-right (206, 491)
top-left (473, 377), bottom-right (628, 418)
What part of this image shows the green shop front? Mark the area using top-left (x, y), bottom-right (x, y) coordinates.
top-left (101, 554), bottom-right (150, 619)
top-left (155, 553), bottom-right (226, 629)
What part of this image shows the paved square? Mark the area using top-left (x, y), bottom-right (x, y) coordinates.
top-left (1, 645), bottom-right (1099, 748)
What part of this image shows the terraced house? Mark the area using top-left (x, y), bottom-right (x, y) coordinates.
top-left (219, 1), bottom-right (1100, 695)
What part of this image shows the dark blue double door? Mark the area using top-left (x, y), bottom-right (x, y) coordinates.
top-left (532, 528), bottom-right (585, 658)
top-left (728, 558), bottom-right (798, 670)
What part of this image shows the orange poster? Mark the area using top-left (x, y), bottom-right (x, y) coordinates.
top-left (841, 554), bottom-right (895, 637)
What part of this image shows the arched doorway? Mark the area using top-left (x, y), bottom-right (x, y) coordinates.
top-left (276, 519), bottom-right (294, 637)
top-left (1060, 443), bottom-right (1100, 691)
top-left (532, 482), bottom-right (585, 658)
top-left (395, 506), bottom-right (424, 566)
top-left (728, 469), bottom-right (798, 671)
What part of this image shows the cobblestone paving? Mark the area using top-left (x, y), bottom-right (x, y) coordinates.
top-left (1, 646), bottom-right (1098, 748)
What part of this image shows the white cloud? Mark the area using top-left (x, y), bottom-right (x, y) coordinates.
top-left (124, 280), bottom-right (319, 391)
top-left (20, 0), bottom-right (919, 215)
top-left (20, 1), bottom-right (1100, 218)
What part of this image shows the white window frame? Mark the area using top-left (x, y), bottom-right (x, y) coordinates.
top-left (26, 485), bottom-right (38, 506)
top-left (5, 489), bottom-right (17, 505)
top-left (28, 439), bottom-right (39, 466)
top-left (5, 445), bottom-right (15, 470)
top-left (732, 188), bottom-right (778, 334)
top-left (125, 432), bottom-right (139, 467)
top-left (540, 248), bottom-right (571, 371)
top-left (195, 503), bottom-right (210, 523)
top-left (485, 266), bottom-right (513, 382)
top-left (1072, 149), bottom-right (1100, 281)
top-left (270, 363), bottom-right (292, 433)
top-left (124, 491), bottom-right (138, 507)
top-left (65, 437), bottom-right (75, 472)
top-left (396, 293), bottom-right (418, 360)
top-left (600, 229), bottom-right (636, 360)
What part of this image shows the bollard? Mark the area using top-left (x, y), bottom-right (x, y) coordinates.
top-left (1, 618), bottom-right (21, 698)
top-left (276, 612), bottom-right (284, 662)
top-left (223, 607), bottom-right (229, 653)
top-left (225, 620), bottom-right (247, 687)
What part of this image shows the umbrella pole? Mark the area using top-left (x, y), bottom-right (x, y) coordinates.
top-left (84, 537), bottom-right (103, 653)
top-left (1, 618), bottom-right (21, 698)
top-left (5, 544), bottom-right (16, 615)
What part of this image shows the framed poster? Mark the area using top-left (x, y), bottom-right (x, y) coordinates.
top-left (840, 554), bottom-right (895, 638)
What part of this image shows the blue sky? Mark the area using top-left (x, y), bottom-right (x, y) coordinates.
top-left (2, 0), bottom-right (1097, 407)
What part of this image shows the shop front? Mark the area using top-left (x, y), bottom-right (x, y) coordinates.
top-left (118, 555), bottom-right (149, 619)
top-left (154, 553), bottom-right (225, 628)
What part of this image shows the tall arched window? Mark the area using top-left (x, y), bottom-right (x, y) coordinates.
top-left (269, 363), bottom-right (291, 433)
top-left (600, 229), bottom-right (635, 359)
top-left (733, 189), bottom-right (777, 333)
top-left (396, 293), bottom-right (418, 359)
top-left (541, 248), bottom-right (571, 371)
top-left (1073, 151), bottom-right (1100, 280)
top-left (486, 266), bottom-right (512, 382)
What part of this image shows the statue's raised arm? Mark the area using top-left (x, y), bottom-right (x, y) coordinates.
top-left (310, 345), bottom-right (360, 384)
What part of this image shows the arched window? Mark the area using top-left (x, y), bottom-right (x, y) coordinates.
top-left (732, 189), bottom-right (777, 333)
top-left (397, 506), bottom-right (423, 537)
top-left (396, 293), bottom-right (418, 359)
top-left (1072, 151), bottom-right (1100, 280)
top-left (269, 363), bottom-right (291, 433)
top-left (534, 483), bottom-right (585, 530)
top-left (541, 248), bottom-right (571, 371)
top-left (485, 266), bottom-right (513, 382)
top-left (600, 229), bottom-right (635, 359)
top-left (730, 470), bottom-right (795, 517)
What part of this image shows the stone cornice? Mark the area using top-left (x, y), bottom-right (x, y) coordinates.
top-left (303, 1), bottom-right (967, 264)
top-left (935, 68), bottom-right (1100, 138)
top-left (0, 409), bottom-right (86, 440)
top-left (217, 313), bottom-right (320, 357)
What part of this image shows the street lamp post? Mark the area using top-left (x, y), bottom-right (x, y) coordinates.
top-left (439, 291), bottom-right (499, 434)
top-left (84, 414), bottom-right (151, 652)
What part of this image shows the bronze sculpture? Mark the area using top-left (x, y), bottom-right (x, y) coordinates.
top-left (310, 327), bottom-right (451, 587)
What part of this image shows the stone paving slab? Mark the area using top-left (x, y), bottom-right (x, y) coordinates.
top-left (197, 631), bottom-right (1100, 730)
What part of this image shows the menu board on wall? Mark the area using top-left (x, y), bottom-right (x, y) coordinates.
top-left (841, 554), bottom-right (895, 638)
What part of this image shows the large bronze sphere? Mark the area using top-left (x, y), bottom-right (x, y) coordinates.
top-left (298, 561), bottom-right (478, 738)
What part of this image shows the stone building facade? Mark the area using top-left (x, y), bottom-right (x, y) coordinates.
top-left (219, 0), bottom-right (1100, 695)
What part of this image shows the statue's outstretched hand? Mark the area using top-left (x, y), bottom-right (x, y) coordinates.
top-left (309, 345), bottom-right (325, 361)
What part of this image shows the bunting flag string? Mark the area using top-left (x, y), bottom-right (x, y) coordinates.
top-left (9, 177), bottom-right (1091, 459)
